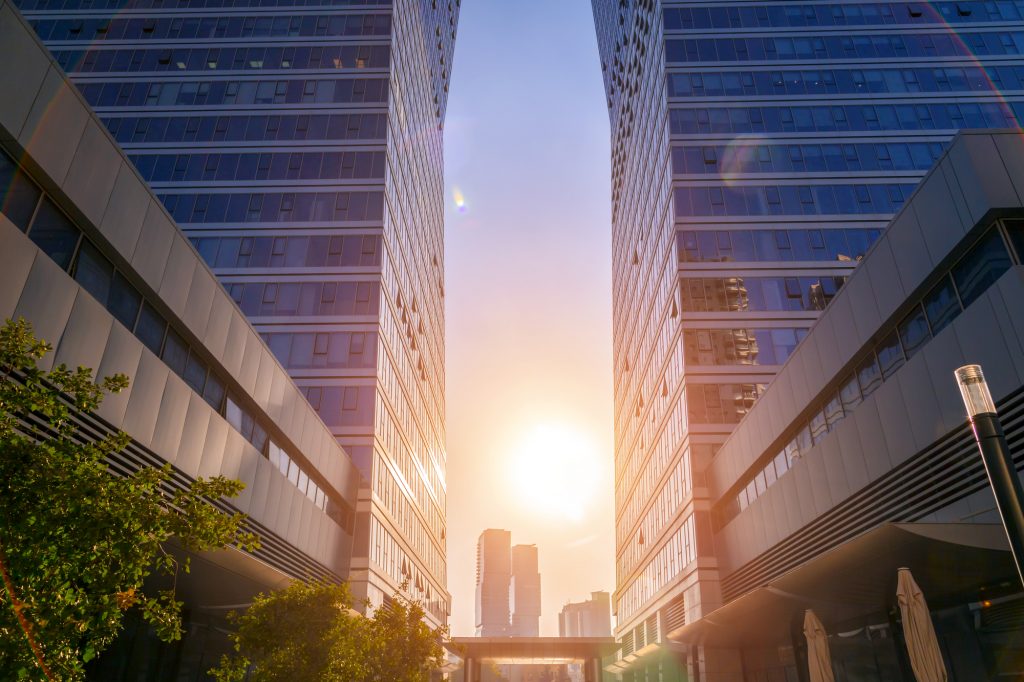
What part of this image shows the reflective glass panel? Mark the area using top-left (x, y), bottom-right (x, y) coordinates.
top-left (28, 199), bottom-right (80, 270)
top-left (952, 228), bottom-right (1012, 307)
top-left (922, 276), bottom-right (961, 335)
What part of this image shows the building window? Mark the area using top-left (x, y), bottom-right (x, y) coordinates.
top-left (922, 276), bottom-right (960, 335)
top-left (952, 229), bottom-right (1013, 307)
top-left (27, 200), bottom-right (80, 270)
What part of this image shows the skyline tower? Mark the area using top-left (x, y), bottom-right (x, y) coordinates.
top-left (591, 0), bottom-right (1024, 678)
top-left (510, 543), bottom-right (541, 637)
top-left (475, 528), bottom-right (512, 637)
top-left (15, 0), bottom-right (460, 623)
top-left (559, 591), bottom-right (611, 638)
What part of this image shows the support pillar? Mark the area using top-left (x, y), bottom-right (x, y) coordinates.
top-left (464, 657), bottom-right (480, 682)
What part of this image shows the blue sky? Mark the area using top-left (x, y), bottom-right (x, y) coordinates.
top-left (442, 0), bottom-right (615, 636)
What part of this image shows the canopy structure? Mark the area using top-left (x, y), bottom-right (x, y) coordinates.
top-left (666, 523), bottom-right (1017, 648)
top-left (449, 637), bottom-right (618, 682)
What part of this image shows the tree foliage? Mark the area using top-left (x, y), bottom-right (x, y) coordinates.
top-left (211, 580), bottom-right (450, 682)
top-left (0, 317), bottom-right (259, 681)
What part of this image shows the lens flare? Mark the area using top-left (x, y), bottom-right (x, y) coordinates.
top-left (452, 187), bottom-right (467, 213)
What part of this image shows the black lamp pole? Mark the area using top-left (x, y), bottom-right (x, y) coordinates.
top-left (955, 365), bottom-right (1024, 587)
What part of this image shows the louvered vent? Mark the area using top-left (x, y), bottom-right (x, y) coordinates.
top-left (645, 614), bottom-right (659, 644)
top-left (664, 595), bottom-right (686, 633)
top-left (979, 597), bottom-right (1024, 633)
top-left (722, 386), bottom-right (1024, 602)
top-left (42, 401), bottom-right (344, 584)
top-left (620, 630), bottom-right (634, 657)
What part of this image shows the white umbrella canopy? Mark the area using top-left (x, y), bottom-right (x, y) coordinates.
top-left (803, 609), bottom-right (835, 682)
top-left (897, 567), bottom-right (948, 682)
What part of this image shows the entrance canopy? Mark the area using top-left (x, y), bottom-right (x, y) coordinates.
top-left (451, 637), bottom-right (618, 665)
top-left (668, 523), bottom-right (1017, 648)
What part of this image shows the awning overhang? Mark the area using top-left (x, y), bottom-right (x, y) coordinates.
top-left (668, 523), bottom-right (1018, 648)
top-left (450, 637), bottom-right (619, 666)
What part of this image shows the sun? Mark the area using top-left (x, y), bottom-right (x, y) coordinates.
top-left (506, 422), bottom-right (602, 523)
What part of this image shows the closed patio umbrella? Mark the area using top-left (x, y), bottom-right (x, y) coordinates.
top-left (897, 567), bottom-right (948, 682)
top-left (803, 609), bottom-right (835, 682)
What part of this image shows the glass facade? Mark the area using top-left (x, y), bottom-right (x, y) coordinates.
top-left (17, 0), bottom-right (457, 624)
top-left (592, 0), bottom-right (1024, 675)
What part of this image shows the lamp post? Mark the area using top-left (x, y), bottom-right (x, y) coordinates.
top-left (955, 364), bottom-right (1024, 586)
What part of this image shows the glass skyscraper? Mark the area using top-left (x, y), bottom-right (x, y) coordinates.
top-left (15, 0), bottom-right (457, 624)
top-left (592, 0), bottom-right (1024, 678)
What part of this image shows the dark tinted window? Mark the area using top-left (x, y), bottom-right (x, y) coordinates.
top-left (1004, 219), bottom-right (1024, 263)
top-left (952, 229), bottom-right (1012, 306)
top-left (840, 374), bottom-right (862, 411)
top-left (876, 330), bottom-right (905, 379)
top-left (202, 372), bottom-right (226, 410)
top-left (922, 276), bottom-right (961, 335)
top-left (73, 241), bottom-right (114, 304)
top-left (108, 272), bottom-right (142, 329)
top-left (183, 350), bottom-right (208, 393)
top-left (897, 305), bottom-right (931, 359)
top-left (0, 154), bottom-right (41, 231)
top-left (161, 329), bottom-right (189, 375)
top-left (857, 353), bottom-right (882, 398)
top-left (28, 200), bottom-right (80, 270)
top-left (135, 302), bottom-right (167, 356)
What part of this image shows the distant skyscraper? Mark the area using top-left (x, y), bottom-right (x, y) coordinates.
top-left (510, 544), bottom-right (541, 637)
top-left (476, 529), bottom-right (512, 637)
top-left (559, 592), bottom-right (611, 638)
top-left (591, 0), bottom-right (1024, 678)
top-left (16, 0), bottom-right (459, 625)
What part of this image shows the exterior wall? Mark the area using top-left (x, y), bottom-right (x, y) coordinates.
top-left (12, 0), bottom-right (456, 624)
top-left (511, 544), bottom-right (541, 637)
top-left (0, 0), bottom-right (360, 603)
top-left (708, 130), bottom-right (1024, 589)
top-left (475, 528), bottom-right (512, 637)
top-left (591, 0), bottom-right (1024, 674)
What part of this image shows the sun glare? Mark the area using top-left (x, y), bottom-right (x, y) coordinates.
top-left (507, 423), bottom-right (602, 523)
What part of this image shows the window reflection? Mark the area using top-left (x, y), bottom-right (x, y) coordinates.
top-left (713, 220), bottom-right (1021, 531)
top-left (952, 229), bottom-right (1013, 307)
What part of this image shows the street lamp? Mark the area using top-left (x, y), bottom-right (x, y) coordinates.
top-left (955, 364), bottom-right (1024, 587)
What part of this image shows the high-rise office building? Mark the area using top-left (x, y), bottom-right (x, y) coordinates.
top-left (16, 0), bottom-right (459, 624)
top-left (475, 528), bottom-right (512, 637)
top-left (591, 0), bottom-right (1024, 678)
top-left (0, 5), bottom-right (362, 676)
top-left (662, 130), bottom-right (1024, 680)
top-left (559, 591), bottom-right (611, 638)
top-left (510, 544), bottom-right (541, 637)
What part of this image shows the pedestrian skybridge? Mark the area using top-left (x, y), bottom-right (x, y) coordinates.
top-left (450, 637), bottom-right (618, 681)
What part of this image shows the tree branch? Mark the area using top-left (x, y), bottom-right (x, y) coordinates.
top-left (0, 536), bottom-right (55, 681)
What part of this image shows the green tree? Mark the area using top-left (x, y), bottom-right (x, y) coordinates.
top-left (362, 585), bottom-right (449, 682)
top-left (210, 580), bottom-right (371, 682)
top-left (0, 317), bottom-right (259, 681)
top-left (212, 580), bottom-right (449, 682)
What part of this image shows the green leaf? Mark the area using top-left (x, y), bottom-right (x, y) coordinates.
top-left (0, 317), bottom-right (258, 679)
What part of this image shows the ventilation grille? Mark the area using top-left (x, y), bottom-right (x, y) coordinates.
top-left (722, 386), bottom-right (1024, 602)
top-left (980, 596), bottom-right (1024, 633)
top-left (645, 613), bottom-right (658, 644)
top-left (31, 401), bottom-right (344, 584)
top-left (664, 595), bottom-right (686, 633)
top-left (621, 629), bottom-right (634, 657)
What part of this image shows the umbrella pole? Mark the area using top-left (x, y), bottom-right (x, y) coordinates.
top-left (887, 603), bottom-right (916, 681)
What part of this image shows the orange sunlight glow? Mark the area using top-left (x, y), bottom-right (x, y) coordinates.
top-left (507, 422), bottom-right (602, 523)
